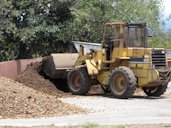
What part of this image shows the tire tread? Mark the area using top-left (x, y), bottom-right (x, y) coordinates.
top-left (110, 66), bottom-right (137, 98)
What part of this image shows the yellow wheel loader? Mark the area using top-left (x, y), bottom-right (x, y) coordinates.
top-left (43, 22), bottom-right (171, 99)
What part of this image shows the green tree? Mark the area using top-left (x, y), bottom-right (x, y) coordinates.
top-left (0, 0), bottom-right (18, 61)
top-left (148, 28), bottom-right (171, 48)
top-left (70, 0), bottom-right (164, 43)
top-left (0, 0), bottom-right (74, 60)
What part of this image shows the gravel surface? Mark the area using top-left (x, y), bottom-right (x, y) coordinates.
top-left (0, 77), bottom-right (85, 119)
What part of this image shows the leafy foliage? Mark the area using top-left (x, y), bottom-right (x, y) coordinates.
top-left (0, 0), bottom-right (74, 60)
top-left (148, 29), bottom-right (171, 48)
top-left (70, 0), bottom-right (165, 42)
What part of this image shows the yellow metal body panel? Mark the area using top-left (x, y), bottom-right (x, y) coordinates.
top-left (127, 58), bottom-right (159, 87)
top-left (138, 78), bottom-right (149, 86)
top-left (148, 70), bottom-right (159, 83)
top-left (112, 48), bottom-right (128, 61)
top-left (94, 50), bottom-right (103, 70)
top-left (94, 50), bottom-right (103, 61)
top-left (85, 60), bottom-right (98, 75)
top-left (97, 70), bottom-right (110, 85)
top-left (128, 63), bottom-right (151, 70)
top-left (74, 55), bottom-right (90, 66)
top-left (132, 68), bottom-right (159, 87)
top-left (112, 47), bottom-right (151, 60)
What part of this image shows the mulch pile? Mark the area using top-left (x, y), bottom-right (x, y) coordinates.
top-left (0, 77), bottom-right (85, 119)
top-left (0, 62), bottom-right (88, 119)
top-left (16, 62), bottom-right (68, 97)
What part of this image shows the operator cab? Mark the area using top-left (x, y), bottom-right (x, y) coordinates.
top-left (102, 22), bottom-right (148, 60)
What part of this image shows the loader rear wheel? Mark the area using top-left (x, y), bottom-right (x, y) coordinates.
top-left (109, 66), bottom-right (137, 99)
top-left (142, 84), bottom-right (167, 97)
top-left (67, 68), bottom-right (91, 95)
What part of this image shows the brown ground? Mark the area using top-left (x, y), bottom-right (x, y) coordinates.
top-left (0, 77), bottom-right (86, 119)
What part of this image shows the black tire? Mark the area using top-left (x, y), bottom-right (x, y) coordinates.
top-left (142, 84), bottom-right (168, 97)
top-left (67, 68), bottom-right (91, 95)
top-left (109, 66), bottom-right (137, 99)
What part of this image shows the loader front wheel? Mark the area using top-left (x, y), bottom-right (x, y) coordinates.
top-left (142, 84), bottom-right (167, 97)
top-left (109, 66), bottom-right (137, 99)
top-left (67, 68), bottom-right (91, 95)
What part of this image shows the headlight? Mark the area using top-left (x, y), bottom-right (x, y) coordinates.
top-left (144, 55), bottom-right (150, 62)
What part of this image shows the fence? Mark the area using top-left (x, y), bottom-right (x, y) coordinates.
top-left (0, 58), bottom-right (42, 78)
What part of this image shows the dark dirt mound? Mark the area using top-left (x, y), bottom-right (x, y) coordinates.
top-left (16, 62), bottom-right (69, 97)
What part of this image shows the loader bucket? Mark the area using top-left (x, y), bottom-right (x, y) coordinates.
top-left (73, 41), bottom-right (102, 55)
top-left (42, 42), bottom-right (101, 79)
top-left (42, 53), bottom-right (79, 79)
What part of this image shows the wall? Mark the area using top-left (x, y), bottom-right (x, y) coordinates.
top-left (0, 58), bottom-right (42, 78)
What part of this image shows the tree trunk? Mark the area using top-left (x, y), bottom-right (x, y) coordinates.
top-left (17, 43), bottom-right (31, 59)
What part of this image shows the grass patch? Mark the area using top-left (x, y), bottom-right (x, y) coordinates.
top-left (82, 122), bottom-right (98, 128)
top-left (82, 122), bottom-right (125, 128)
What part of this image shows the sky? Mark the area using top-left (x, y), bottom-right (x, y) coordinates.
top-left (163, 0), bottom-right (171, 30)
